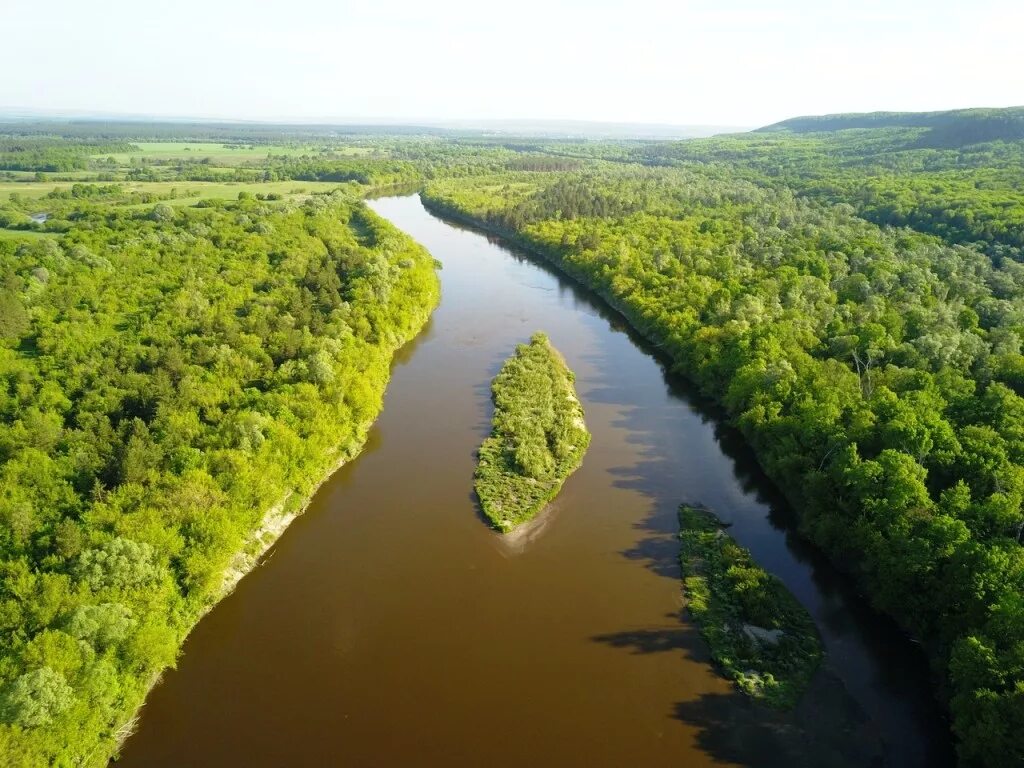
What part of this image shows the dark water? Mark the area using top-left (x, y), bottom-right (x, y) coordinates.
top-left (117, 195), bottom-right (953, 767)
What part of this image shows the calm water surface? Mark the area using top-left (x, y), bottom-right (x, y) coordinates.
top-left (117, 195), bottom-right (952, 767)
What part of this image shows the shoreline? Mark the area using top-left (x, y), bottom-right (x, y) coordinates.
top-left (111, 419), bottom-right (376, 758)
top-left (109, 352), bottom-right (427, 764)
top-left (106, 201), bottom-right (440, 764)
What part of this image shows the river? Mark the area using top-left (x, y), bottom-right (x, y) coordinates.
top-left (116, 194), bottom-right (953, 767)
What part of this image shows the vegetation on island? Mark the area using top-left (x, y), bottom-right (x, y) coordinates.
top-left (679, 504), bottom-right (822, 708)
top-left (475, 333), bottom-right (590, 532)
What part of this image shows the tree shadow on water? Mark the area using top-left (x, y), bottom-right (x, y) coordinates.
top-left (592, 621), bottom-right (890, 768)
top-left (576, 326), bottom-right (951, 768)
top-left (671, 678), bottom-right (888, 768)
top-left (617, 505), bottom-right (685, 582)
top-left (592, 616), bottom-right (706, 659)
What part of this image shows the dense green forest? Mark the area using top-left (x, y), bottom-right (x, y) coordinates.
top-left (636, 131), bottom-right (1024, 258)
top-left (419, 112), bottom-right (1024, 767)
top-left (475, 333), bottom-right (589, 531)
top-left (758, 107), bottom-right (1024, 146)
top-left (0, 109), bottom-right (1022, 766)
top-left (0, 139), bottom-right (137, 173)
top-left (0, 182), bottom-right (438, 764)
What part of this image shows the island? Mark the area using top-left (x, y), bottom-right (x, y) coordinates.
top-left (679, 504), bottom-right (823, 708)
top-left (474, 333), bottom-right (590, 532)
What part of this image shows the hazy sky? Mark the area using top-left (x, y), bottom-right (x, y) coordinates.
top-left (3, 0), bottom-right (1021, 126)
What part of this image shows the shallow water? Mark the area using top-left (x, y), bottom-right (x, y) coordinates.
top-left (117, 195), bottom-right (952, 767)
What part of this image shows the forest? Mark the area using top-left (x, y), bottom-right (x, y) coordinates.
top-left (0, 178), bottom-right (438, 764)
top-left (0, 108), bottom-right (1022, 766)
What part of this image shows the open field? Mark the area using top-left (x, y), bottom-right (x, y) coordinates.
top-left (0, 179), bottom-right (349, 205)
top-left (0, 227), bottom-right (59, 240)
top-left (93, 142), bottom-right (375, 165)
top-left (0, 227), bottom-right (58, 239)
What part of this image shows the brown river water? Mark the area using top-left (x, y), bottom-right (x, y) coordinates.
top-left (116, 195), bottom-right (953, 767)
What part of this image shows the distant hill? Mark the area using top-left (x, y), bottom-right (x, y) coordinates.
top-left (757, 106), bottom-right (1024, 147)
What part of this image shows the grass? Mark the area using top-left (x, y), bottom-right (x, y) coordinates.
top-left (474, 332), bottom-right (590, 532)
top-left (0, 228), bottom-right (59, 240)
top-left (0, 180), bottom-right (347, 205)
top-left (118, 181), bottom-right (345, 207)
top-left (0, 182), bottom-right (78, 201)
top-left (679, 504), bottom-right (822, 708)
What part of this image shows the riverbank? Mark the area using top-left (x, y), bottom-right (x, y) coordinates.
top-left (111, 391), bottom-right (401, 762)
top-left (418, 193), bottom-right (653, 343)
top-left (98, 201), bottom-right (441, 765)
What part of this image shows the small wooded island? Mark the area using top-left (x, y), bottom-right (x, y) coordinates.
top-left (475, 333), bottom-right (590, 532)
top-left (679, 504), bottom-right (823, 708)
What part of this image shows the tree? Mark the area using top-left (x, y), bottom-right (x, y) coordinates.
top-left (0, 667), bottom-right (74, 728)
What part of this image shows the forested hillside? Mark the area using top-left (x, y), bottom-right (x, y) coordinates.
top-left (638, 119), bottom-right (1024, 258)
top-left (758, 107), bottom-right (1024, 146)
top-left (0, 188), bottom-right (438, 764)
top-left (422, 155), bottom-right (1024, 767)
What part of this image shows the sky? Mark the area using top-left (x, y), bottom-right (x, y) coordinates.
top-left (2, 0), bottom-right (1022, 127)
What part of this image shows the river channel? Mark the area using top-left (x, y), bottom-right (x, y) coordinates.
top-left (117, 194), bottom-right (952, 767)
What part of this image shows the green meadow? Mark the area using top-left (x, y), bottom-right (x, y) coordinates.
top-left (0, 180), bottom-right (346, 205)
top-left (93, 142), bottom-right (374, 165)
